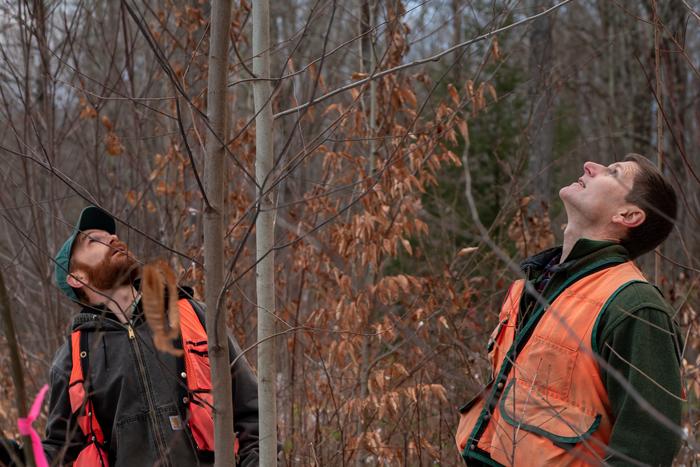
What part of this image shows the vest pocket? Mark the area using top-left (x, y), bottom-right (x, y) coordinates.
top-left (498, 379), bottom-right (601, 444)
top-left (514, 335), bottom-right (576, 399)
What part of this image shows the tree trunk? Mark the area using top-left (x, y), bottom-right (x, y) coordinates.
top-left (252, 0), bottom-right (278, 464)
top-left (653, 0), bottom-right (663, 285)
top-left (0, 270), bottom-right (35, 466)
top-left (204, 2), bottom-right (235, 466)
top-left (527, 0), bottom-right (555, 213)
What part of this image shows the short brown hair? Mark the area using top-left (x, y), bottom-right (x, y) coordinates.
top-left (620, 154), bottom-right (677, 259)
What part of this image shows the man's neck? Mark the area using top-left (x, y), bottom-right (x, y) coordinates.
top-left (561, 225), bottom-right (581, 264)
top-left (103, 285), bottom-right (140, 323)
top-left (561, 220), bottom-right (619, 264)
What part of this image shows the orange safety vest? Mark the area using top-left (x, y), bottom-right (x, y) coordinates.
top-left (456, 261), bottom-right (648, 466)
top-left (69, 331), bottom-right (109, 467)
top-left (68, 298), bottom-right (237, 465)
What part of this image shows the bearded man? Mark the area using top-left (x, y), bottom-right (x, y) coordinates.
top-left (456, 155), bottom-right (684, 466)
top-left (4, 206), bottom-right (260, 466)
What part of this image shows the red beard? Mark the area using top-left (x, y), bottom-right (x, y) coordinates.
top-left (74, 241), bottom-right (139, 291)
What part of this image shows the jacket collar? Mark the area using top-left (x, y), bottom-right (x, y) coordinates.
top-left (71, 284), bottom-right (196, 331)
top-left (520, 239), bottom-right (629, 276)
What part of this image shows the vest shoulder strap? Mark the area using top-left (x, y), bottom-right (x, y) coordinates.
top-left (177, 298), bottom-right (217, 453)
top-left (67, 329), bottom-right (110, 466)
top-left (178, 299), bottom-right (207, 346)
top-left (68, 330), bottom-right (86, 414)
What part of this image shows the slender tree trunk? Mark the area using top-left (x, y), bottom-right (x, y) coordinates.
top-left (357, 3), bottom-right (376, 463)
top-left (527, 0), bottom-right (555, 212)
top-left (252, 0), bottom-right (278, 463)
top-left (0, 270), bottom-right (35, 467)
top-left (368, 3), bottom-right (377, 176)
top-left (653, 0), bottom-right (663, 285)
top-left (451, 0), bottom-right (462, 82)
top-left (204, 2), bottom-right (235, 466)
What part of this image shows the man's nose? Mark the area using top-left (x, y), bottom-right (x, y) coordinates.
top-left (583, 161), bottom-right (603, 176)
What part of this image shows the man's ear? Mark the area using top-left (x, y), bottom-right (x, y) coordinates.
top-left (66, 272), bottom-right (86, 289)
top-left (612, 205), bottom-right (646, 229)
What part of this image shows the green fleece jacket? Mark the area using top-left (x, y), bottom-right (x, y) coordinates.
top-left (518, 239), bottom-right (683, 466)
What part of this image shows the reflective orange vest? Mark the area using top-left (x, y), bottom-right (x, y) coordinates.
top-left (69, 331), bottom-right (109, 467)
top-left (456, 261), bottom-right (647, 466)
top-left (68, 298), bottom-right (235, 465)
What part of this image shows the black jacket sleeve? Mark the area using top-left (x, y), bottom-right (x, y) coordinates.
top-left (228, 334), bottom-right (260, 466)
top-left (42, 341), bottom-right (86, 464)
top-left (0, 439), bottom-right (23, 466)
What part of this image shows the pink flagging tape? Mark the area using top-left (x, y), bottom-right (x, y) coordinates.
top-left (17, 384), bottom-right (49, 467)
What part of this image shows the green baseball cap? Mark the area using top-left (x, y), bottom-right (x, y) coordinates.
top-left (54, 206), bottom-right (116, 301)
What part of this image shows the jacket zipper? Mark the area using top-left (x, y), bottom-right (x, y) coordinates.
top-left (127, 324), bottom-right (172, 466)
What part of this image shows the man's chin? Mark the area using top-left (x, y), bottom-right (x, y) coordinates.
top-left (112, 252), bottom-right (137, 268)
top-left (105, 260), bottom-right (139, 288)
top-left (558, 186), bottom-right (571, 200)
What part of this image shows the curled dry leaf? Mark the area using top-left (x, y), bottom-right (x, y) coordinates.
top-left (486, 82), bottom-right (498, 102)
top-left (401, 238), bottom-right (413, 256)
top-left (125, 190), bottom-right (138, 206)
top-left (465, 79), bottom-right (474, 99)
top-left (79, 99), bottom-right (97, 119)
top-left (100, 115), bottom-right (113, 130)
top-left (457, 246), bottom-right (478, 257)
top-left (491, 38), bottom-right (501, 61)
top-left (142, 260), bottom-right (183, 356)
top-left (447, 83), bottom-right (459, 105)
top-left (457, 119), bottom-right (470, 144)
top-left (395, 274), bottom-right (410, 294)
top-left (104, 132), bottom-right (124, 156)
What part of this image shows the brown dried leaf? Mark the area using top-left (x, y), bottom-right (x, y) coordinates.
top-left (457, 119), bottom-right (470, 145)
top-left (401, 87), bottom-right (417, 108)
top-left (79, 101), bottom-right (97, 119)
top-left (486, 82), bottom-right (498, 102)
top-left (386, 278), bottom-right (399, 301)
top-left (161, 261), bottom-right (181, 339)
top-left (465, 80), bottom-right (474, 99)
top-left (447, 83), bottom-right (459, 105)
top-left (491, 38), bottom-right (501, 61)
top-left (457, 246), bottom-right (478, 256)
top-left (125, 190), bottom-right (138, 206)
top-left (401, 238), bottom-right (413, 256)
top-left (406, 387), bottom-right (417, 403)
top-left (100, 115), bottom-right (113, 130)
top-left (414, 219), bottom-right (428, 235)
top-left (476, 84), bottom-right (486, 112)
top-left (104, 132), bottom-right (124, 156)
top-left (396, 274), bottom-right (410, 294)
top-left (142, 260), bottom-right (183, 356)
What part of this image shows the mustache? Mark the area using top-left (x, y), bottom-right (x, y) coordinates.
top-left (110, 240), bottom-right (129, 254)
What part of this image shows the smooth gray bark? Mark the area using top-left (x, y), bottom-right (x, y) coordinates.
top-left (204, 1), bottom-right (235, 466)
top-left (252, 0), bottom-right (278, 464)
top-left (527, 0), bottom-right (555, 211)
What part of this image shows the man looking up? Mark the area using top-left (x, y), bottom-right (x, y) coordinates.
top-left (456, 155), bottom-right (683, 466)
top-left (7, 206), bottom-right (260, 466)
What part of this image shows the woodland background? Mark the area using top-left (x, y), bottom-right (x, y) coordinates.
top-left (0, 0), bottom-right (699, 465)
